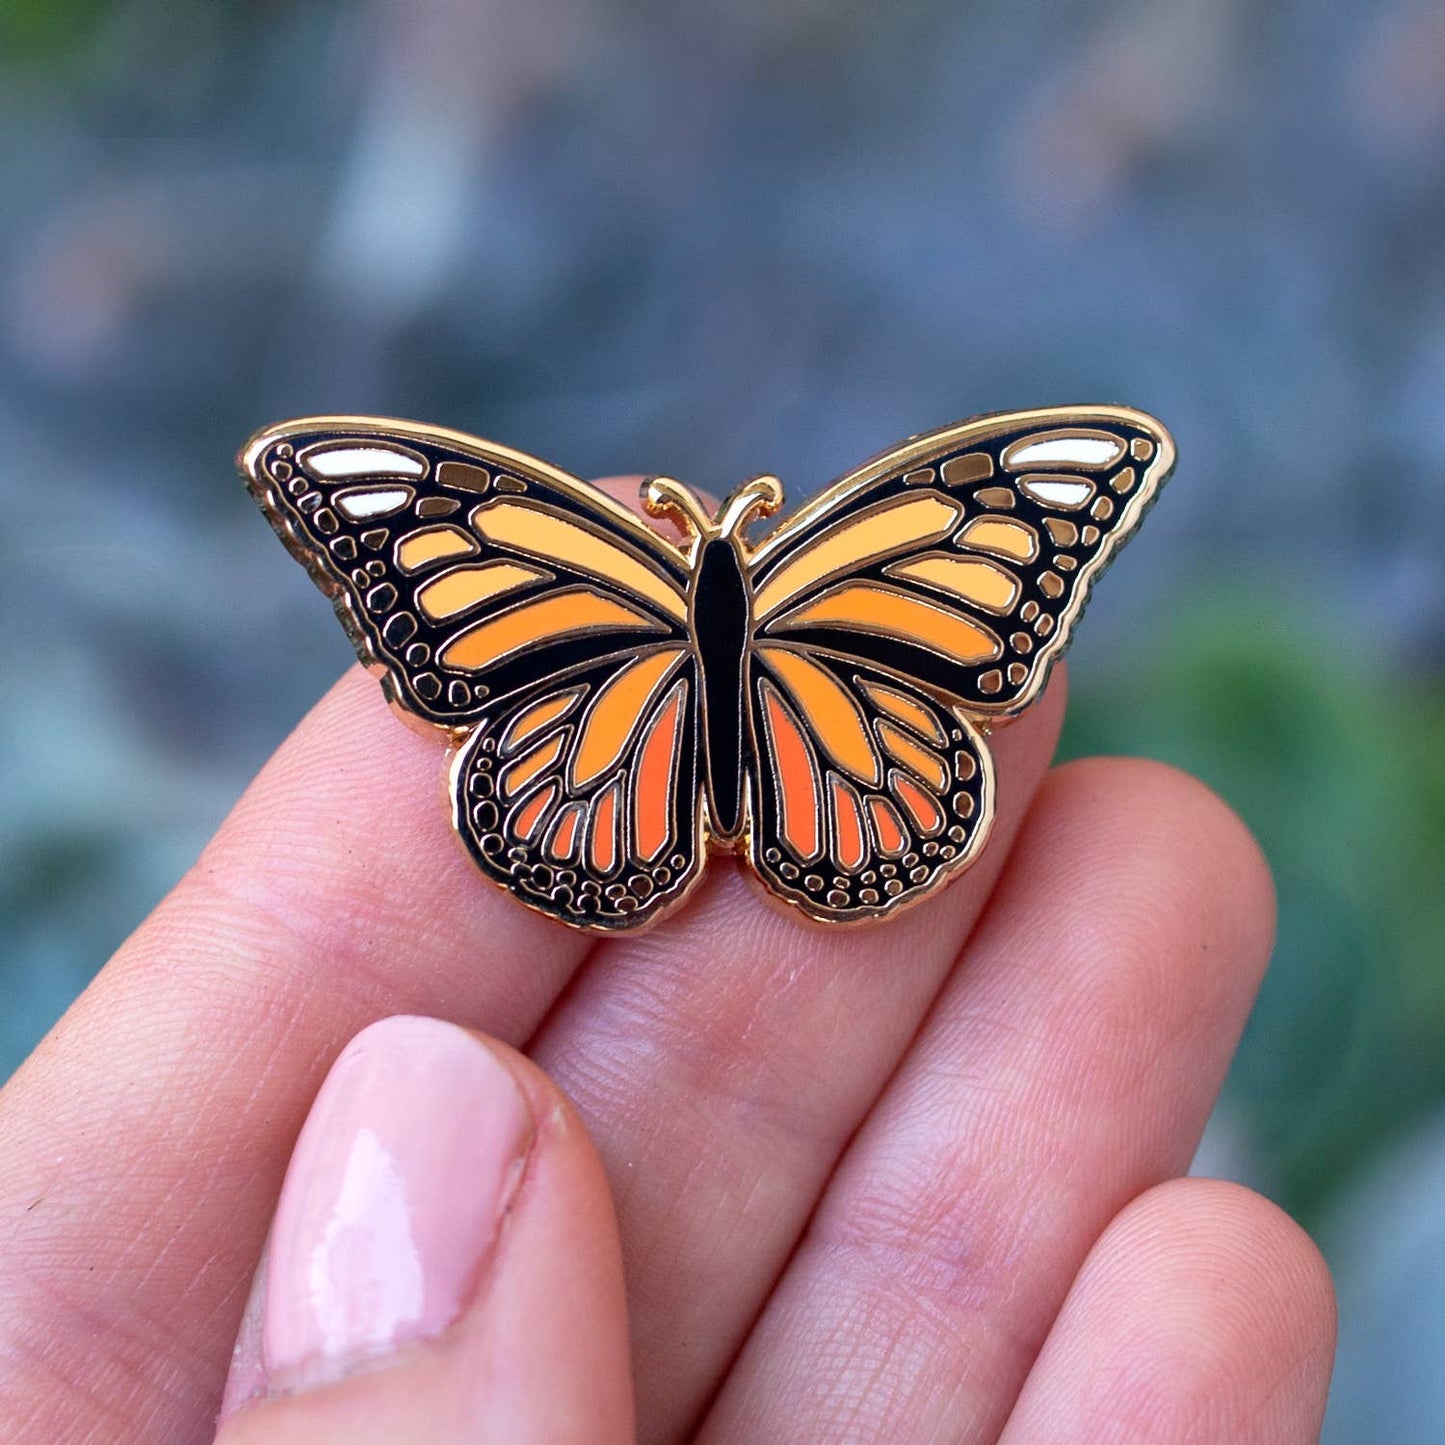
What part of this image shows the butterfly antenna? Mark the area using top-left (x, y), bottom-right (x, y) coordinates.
top-left (643, 476), bottom-right (713, 538)
top-left (716, 474), bottom-right (784, 537)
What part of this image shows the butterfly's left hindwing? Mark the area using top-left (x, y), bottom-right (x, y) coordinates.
top-left (241, 418), bottom-right (692, 728)
top-left (451, 649), bottom-right (705, 931)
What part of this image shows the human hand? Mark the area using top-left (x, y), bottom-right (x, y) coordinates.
top-left (0, 482), bottom-right (1334, 1443)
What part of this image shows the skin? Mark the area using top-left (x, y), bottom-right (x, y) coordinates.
top-left (0, 480), bottom-right (1335, 1442)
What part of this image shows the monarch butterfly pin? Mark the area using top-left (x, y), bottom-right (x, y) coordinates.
top-left (241, 407), bottom-right (1174, 932)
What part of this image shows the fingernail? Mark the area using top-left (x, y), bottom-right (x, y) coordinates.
top-left (258, 1015), bottom-right (534, 1394)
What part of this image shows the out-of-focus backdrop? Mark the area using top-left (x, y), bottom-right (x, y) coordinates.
top-left (1, 0), bottom-right (1442, 1433)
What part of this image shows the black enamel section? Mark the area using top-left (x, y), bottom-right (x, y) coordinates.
top-left (693, 537), bottom-right (750, 837)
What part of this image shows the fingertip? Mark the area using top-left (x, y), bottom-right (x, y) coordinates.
top-left (1003, 1177), bottom-right (1336, 1443)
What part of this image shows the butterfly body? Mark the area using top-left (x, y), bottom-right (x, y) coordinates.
top-left (692, 532), bottom-right (752, 841)
top-left (242, 406), bottom-right (1174, 932)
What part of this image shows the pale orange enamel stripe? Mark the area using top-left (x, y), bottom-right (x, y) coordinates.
top-left (878, 720), bottom-right (949, 792)
top-left (884, 554), bottom-right (1020, 615)
top-left (503, 690), bottom-right (580, 754)
top-left (858, 680), bottom-right (947, 746)
top-left (572, 649), bottom-right (683, 788)
top-left (957, 515), bottom-right (1038, 562)
top-left (500, 731), bottom-right (566, 799)
top-left (633, 682), bottom-right (686, 862)
top-left (439, 588), bottom-right (665, 672)
top-left (774, 583), bottom-right (1001, 666)
top-left (754, 494), bottom-right (963, 619)
top-left (395, 525), bottom-right (477, 573)
top-left (759, 646), bottom-right (881, 787)
top-left (416, 561), bottom-right (548, 621)
top-left (474, 501), bottom-right (687, 622)
top-left (760, 684), bottom-right (823, 863)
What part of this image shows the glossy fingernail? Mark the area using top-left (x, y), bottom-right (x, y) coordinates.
top-left (259, 1015), bottom-right (534, 1394)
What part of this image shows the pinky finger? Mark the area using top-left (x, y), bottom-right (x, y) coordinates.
top-left (1000, 1178), bottom-right (1336, 1445)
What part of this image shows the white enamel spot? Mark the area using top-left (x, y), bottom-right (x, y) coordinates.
top-left (335, 486), bottom-right (414, 520)
top-left (1019, 476), bottom-right (1096, 509)
top-left (1005, 434), bottom-right (1124, 469)
top-left (303, 445), bottom-right (427, 479)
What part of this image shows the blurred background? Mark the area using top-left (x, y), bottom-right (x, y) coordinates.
top-left (1, 0), bottom-right (1442, 1434)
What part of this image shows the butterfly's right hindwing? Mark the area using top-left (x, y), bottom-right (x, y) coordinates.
top-left (451, 648), bottom-right (705, 931)
top-left (241, 418), bottom-right (692, 729)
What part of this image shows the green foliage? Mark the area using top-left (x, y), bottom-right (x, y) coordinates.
top-left (1063, 591), bottom-right (1445, 1226)
top-left (0, 0), bottom-right (111, 60)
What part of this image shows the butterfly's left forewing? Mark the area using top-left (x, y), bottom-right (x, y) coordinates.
top-left (241, 417), bottom-right (694, 728)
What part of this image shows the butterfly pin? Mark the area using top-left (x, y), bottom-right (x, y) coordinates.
top-left (241, 407), bottom-right (1174, 932)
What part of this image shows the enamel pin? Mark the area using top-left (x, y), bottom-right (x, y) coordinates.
top-left (241, 407), bottom-right (1174, 932)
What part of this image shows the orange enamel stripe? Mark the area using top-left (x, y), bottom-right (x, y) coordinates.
top-left (775, 583), bottom-right (1002, 666)
top-left (416, 561), bottom-right (548, 621)
top-left (500, 731), bottom-right (566, 799)
top-left (867, 796), bottom-right (908, 856)
top-left (547, 803), bottom-right (584, 861)
top-left (760, 684), bottom-right (823, 863)
top-left (473, 501), bottom-right (687, 622)
top-left (884, 554), bottom-right (1020, 615)
top-left (511, 781), bottom-right (556, 841)
top-left (759, 646), bottom-right (881, 786)
top-left (395, 525), bottom-right (477, 573)
top-left (830, 775), bottom-right (867, 872)
top-left (502, 690), bottom-right (580, 754)
top-left (878, 720), bottom-right (949, 792)
top-left (633, 682), bottom-right (686, 862)
top-left (589, 779), bottom-right (622, 875)
top-left (572, 648), bottom-right (683, 787)
top-left (858, 679), bottom-right (947, 745)
top-left (892, 771), bottom-right (944, 836)
top-left (957, 515), bottom-right (1039, 562)
top-left (753, 494), bottom-right (963, 619)
top-left (439, 588), bottom-right (665, 672)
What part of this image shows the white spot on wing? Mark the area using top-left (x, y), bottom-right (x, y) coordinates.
top-left (336, 486), bottom-right (413, 519)
top-left (304, 445), bottom-right (427, 479)
top-left (1005, 434), bottom-right (1124, 468)
top-left (1019, 476), bottom-right (1096, 509)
